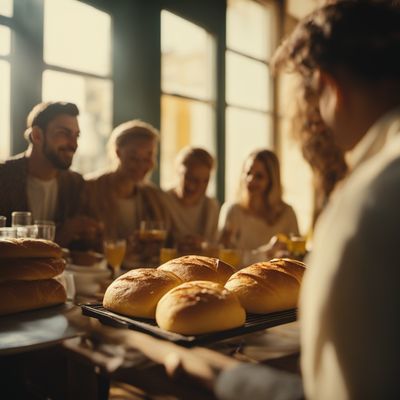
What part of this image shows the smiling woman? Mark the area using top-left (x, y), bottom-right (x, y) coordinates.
top-left (82, 120), bottom-right (170, 262)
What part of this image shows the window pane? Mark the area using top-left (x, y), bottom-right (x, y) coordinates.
top-left (227, 0), bottom-right (272, 60)
top-left (44, 0), bottom-right (111, 76)
top-left (226, 51), bottom-right (270, 111)
top-left (0, 0), bottom-right (13, 17)
top-left (161, 10), bottom-right (214, 101)
top-left (0, 25), bottom-right (11, 55)
top-left (0, 60), bottom-right (10, 160)
top-left (160, 94), bottom-right (216, 194)
top-left (42, 69), bottom-right (113, 174)
top-left (225, 107), bottom-right (273, 202)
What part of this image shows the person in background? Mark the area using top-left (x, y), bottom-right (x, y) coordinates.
top-left (218, 149), bottom-right (299, 261)
top-left (209, 2), bottom-right (400, 400)
top-left (82, 120), bottom-right (170, 254)
top-left (0, 101), bottom-right (102, 247)
top-left (163, 146), bottom-right (219, 254)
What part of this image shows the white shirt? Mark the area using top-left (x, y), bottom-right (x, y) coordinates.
top-left (164, 189), bottom-right (220, 243)
top-left (301, 106), bottom-right (400, 399)
top-left (218, 202), bottom-right (299, 250)
top-left (27, 176), bottom-right (57, 221)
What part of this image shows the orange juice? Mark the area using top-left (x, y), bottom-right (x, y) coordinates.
top-left (104, 240), bottom-right (126, 270)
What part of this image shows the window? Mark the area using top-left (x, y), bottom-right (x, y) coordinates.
top-left (0, 2), bottom-right (12, 160)
top-left (42, 0), bottom-right (113, 175)
top-left (160, 10), bottom-right (216, 193)
top-left (225, 0), bottom-right (276, 201)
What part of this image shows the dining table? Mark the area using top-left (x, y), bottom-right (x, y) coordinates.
top-left (0, 295), bottom-right (301, 400)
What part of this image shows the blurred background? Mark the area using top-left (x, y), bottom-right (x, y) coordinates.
top-left (0, 0), bottom-right (322, 236)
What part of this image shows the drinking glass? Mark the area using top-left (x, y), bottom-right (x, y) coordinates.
top-left (136, 221), bottom-right (167, 265)
top-left (34, 220), bottom-right (56, 241)
top-left (11, 211), bottom-right (37, 238)
top-left (103, 239), bottom-right (127, 279)
top-left (0, 216), bottom-right (6, 227)
top-left (11, 211), bottom-right (32, 226)
top-left (0, 227), bottom-right (17, 238)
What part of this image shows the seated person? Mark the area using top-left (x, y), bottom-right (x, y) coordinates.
top-left (218, 149), bottom-right (299, 262)
top-left (82, 120), bottom-right (170, 261)
top-left (0, 101), bottom-right (102, 248)
top-left (163, 147), bottom-right (220, 254)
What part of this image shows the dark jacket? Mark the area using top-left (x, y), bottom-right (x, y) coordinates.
top-left (0, 153), bottom-right (85, 227)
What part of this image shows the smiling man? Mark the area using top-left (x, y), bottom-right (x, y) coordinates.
top-left (0, 101), bottom-right (102, 247)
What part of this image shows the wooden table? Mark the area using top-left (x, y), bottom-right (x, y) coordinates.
top-left (0, 302), bottom-right (301, 399)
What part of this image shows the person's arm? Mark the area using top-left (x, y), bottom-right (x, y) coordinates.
top-left (215, 363), bottom-right (303, 400)
top-left (218, 203), bottom-right (238, 248)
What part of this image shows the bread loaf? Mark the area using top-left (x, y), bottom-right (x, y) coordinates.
top-left (225, 261), bottom-right (300, 314)
top-left (158, 255), bottom-right (235, 285)
top-left (0, 257), bottom-right (66, 281)
top-left (156, 280), bottom-right (246, 335)
top-left (269, 258), bottom-right (307, 283)
top-left (103, 268), bottom-right (182, 318)
top-left (0, 279), bottom-right (67, 316)
top-left (0, 238), bottom-right (62, 259)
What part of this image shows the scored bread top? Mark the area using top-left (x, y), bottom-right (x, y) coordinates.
top-left (155, 280), bottom-right (246, 335)
top-left (0, 238), bottom-right (62, 259)
top-left (158, 255), bottom-right (235, 284)
top-left (267, 258), bottom-right (307, 283)
top-left (103, 268), bottom-right (183, 318)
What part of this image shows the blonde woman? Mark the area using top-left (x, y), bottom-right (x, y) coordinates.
top-left (218, 149), bottom-right (298, 255)
top-left (83, 120), bottom-right (169, 243)
top-left (164, 147), bottom-right (219, 253)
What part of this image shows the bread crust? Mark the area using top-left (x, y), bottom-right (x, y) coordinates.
top-left (0, 238), bottom-right (62, 259)
top-left (0, 257), bottom-right (66, 281)
top-left (0, 279), bottom-right (67, 316)
top-left (225, 261), bottom-right (301, 313)
top-left (158, 255), bottom-right (235, 284)
top-left (156, 280), bottom-right (246, 335)
top-left (103, 268), bottom-right (182, 318)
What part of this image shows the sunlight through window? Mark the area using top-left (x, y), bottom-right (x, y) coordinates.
top-left (0, 60), bottom-right (10, 160)
top-left (44, 0), bottom-right (111, 76)
top-left (0, 0), bottom-right (13, 17)
top-left (0, 25), bottom-right (11, 56)
top-left (161, 10), bottom-right (215, 192)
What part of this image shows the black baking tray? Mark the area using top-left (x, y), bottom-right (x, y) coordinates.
top-left (81, 304), bottom-right (297, 347)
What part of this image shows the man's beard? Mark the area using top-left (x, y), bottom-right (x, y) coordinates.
top-left (43, 138), bottom-right (74, 170)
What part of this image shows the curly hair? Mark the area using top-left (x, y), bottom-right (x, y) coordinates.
top-left (270, 0), bottom-right (400, 224)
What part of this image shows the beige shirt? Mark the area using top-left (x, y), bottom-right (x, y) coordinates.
top-left (301, 106), bottom-right (400, 399)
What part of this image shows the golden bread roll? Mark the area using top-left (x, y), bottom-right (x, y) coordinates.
top-left (0, 257), bottom-right (66, 281)
top-left (269, 258), bottom-right (307, 283)
top-left (158, 255), bottom-right (235, 284)
top-left (0, 278), bottom-right (66, 316)
top-left (156, 280), bottom-right (246, 335)
top-left (225, 262), bottom-right (300, 314)
top-left (103, 268), bottom-right (182, 318)
top-left (0, 238), bottom-right (62, 259)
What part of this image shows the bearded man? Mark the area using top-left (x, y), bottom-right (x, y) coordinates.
top-left (0, 101), bottom-right (101, 247)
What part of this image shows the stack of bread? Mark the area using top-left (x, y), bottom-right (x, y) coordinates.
top-left (0, 238), bottom-right (67, 316)
top-left (103, 255), bottom-right (306, 335)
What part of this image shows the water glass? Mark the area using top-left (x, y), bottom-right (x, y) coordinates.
top-left (34, 220), bottom-right (56, 241)
top-left (0, 227), bottom-right (17, 238)
top-left (0, 216), bottom-right (6, 227)
top-left (11, 211), bottom-right (32, 227)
